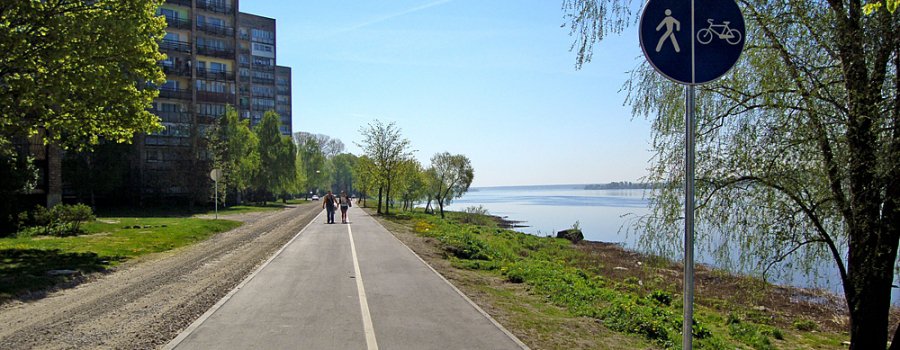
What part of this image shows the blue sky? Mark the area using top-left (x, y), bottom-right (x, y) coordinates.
top-left (240, 1), bottom-right (652, 187)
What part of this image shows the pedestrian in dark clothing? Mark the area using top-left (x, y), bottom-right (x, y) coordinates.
top-left (323, 190), bottom-right (337, 224)
top-left (339, 190), bottom-right (352, 224)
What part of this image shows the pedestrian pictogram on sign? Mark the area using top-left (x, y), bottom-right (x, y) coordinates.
top-left (655, 9), bottom-right (681, 53)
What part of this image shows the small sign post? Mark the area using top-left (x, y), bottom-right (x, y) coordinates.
top-left (639, 0), bottom-right (745, 348)
top-left (210, 169), bottom-right (223, 219)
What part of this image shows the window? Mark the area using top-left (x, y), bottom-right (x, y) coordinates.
top-left (252, 71), bottom-right (275, 80)
top-left (159, 103), bottom-right (184, 112)
top-left (159, 8), bottom-right (179, 20)
top-left (162, 80), bottom-right (179, 90)
top-left (196, 80), bottom-right (231, 93)
top-left (252, 56), bottom-right (274, 66)
top-left (239, 68), bottom-right (250, 77)
top-left (164, 32), bottom-right (180, 41)
top-left (252, 85), bottom-right (274, 96)
top-left (197, 37), bottom-right (226, 49)
top-left (197, 103), bottom-right (227, 117)
top-left (210, 62), bottom-right (227, 72)
top-left (251, 28), bottom-right (274, 44)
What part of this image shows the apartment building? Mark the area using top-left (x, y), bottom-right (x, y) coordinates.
top-left (140, 0), bottom-right (292, 200)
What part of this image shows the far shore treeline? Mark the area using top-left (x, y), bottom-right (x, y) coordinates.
top-left (583, 182), bottom-right (658, 190)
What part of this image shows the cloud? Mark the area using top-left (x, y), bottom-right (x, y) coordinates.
top-left (334, 0), bottom-right (453, 36)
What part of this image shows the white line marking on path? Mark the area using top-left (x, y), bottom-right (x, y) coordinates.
top-left (348, 224), bottom-right (379, 350)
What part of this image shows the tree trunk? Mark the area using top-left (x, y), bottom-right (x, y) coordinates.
top-left (385, 182), bottom-right (392, 215)
top-left (377, 186), bottom-right (383, 215)
top-left (438, 198), bottom-right (445, 219)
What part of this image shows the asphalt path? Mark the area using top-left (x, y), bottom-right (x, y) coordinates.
top-left (166, 206), bottom-right (528, 350)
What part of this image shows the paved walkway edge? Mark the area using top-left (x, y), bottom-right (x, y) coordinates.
top-left (380, 219), bottom-right (531, 350)
top-left (162, 211), bottom-right (324, 350)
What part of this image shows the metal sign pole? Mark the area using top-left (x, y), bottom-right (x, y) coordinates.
top-left (683, 84), bottom-right (696, 350)
top-left (215, 178), bottom-right (218, 220)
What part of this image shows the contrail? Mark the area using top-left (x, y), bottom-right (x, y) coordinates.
top-left (338, 0), bottom-right (453, 34)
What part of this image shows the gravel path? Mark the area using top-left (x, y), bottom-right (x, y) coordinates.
top-left (0, 203), bottom-right (321, 350)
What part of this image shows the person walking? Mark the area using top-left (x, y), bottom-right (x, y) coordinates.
top-left (322, 190), bottom-right (337, 224)
top-left (338, 190), bottom-right (352, 224)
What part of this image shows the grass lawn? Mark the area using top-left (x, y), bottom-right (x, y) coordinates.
top-left (0, 216), bottom-right (241, 302)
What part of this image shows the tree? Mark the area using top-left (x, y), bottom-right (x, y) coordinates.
top-left (332, 153), bottom-right (358, 194)
top-left (564, 0), bottom-right (900, 348)
top-left (353, 155), bottom-right (377, 207)
top-left (396, 159), bottom-right (427, 211)
top-left (357, 120), bottom-right (413, 215)
top-left (427, 152), bottom-right (474, 218)
top-left (0, 0), bottom-right (165, 229)
top-left (0, 0), bottom-right (166, 148)
top-left (211, 106), bottom-right (260, 205)
top-left (293, 132), bottom-right (345, 159)
top-left (252, 111), bottom-right (295, 202)
top-left (298, 137), bottom-right (327, 197)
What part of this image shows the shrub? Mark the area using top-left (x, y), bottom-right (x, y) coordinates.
top-left (439, 229), bottom-right (495, 260)
top-left (793, 318), bottom-right (817, 332)
top-left (27, 204), bottom-right (96, 236)
top-left (648, 290), bottom-right (672, 306)
top-left (460, 205), bottom-right (491, 225)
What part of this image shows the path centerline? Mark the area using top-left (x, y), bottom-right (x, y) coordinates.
top-left (349, 223), bottom-right (379, 350)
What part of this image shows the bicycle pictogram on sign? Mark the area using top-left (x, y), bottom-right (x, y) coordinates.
top-left (696, 19), bottom-right (742, 45)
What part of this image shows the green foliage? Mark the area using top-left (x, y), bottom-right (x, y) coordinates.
top-left (793, 318), bottom-right (818, 332)
top-left (0, 0), bottom-right (167, 149)
top-left (460, 205), bottom-right (491, 225)
top-left (356, 120), bottom-right (413, 215)
top-left (28, 204), bottom-right (96, 237)
top-left (564, 0), bottom-right (900, 346)
top-left (253, 111), bottom-right (295, 199)
top-left (426, 152), bottom-right (475, 218)
top-left (390, 210), bottom-right (828, 348)
top-left (211, 106), bottom-right (260, 203)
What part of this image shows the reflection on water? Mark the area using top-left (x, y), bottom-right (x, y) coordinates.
top-left (446, 184), bottom-right (896, 304)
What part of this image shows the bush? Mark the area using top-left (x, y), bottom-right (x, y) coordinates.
top-left (460, 205), bottom-right (491, 225)
top-left (26, 204), bottom-right (96, 236)
top-left (793, 318), bottom-right (817, 332)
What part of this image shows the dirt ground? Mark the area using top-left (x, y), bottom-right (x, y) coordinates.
top-left (0, 203), bottom-right (321, 350)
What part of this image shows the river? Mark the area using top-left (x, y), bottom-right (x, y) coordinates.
top-left (444, 184), bottom-right (897, 303)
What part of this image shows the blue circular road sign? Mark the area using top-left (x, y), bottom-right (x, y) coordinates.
top-left (639, 0), bottom-right (745, 85)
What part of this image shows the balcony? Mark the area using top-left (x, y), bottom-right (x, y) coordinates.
top-left (161, 63), bottom-right (191, 77)
top-left (160, 39), bottom-right (191, 53)
top-left (197, 91), bottom-right (236, 103)
top-left (197, 1), bottom-right (234, 15)
top-left (196, 44), bottom-right (234, 59)
top-left (252, 104), bottom-right (275, 112)
top-left (198, 22), bottom-right (235, 37)
top-left (196, 68), bottom-right (235, 81)
top-left (253, 64), bottom-right (275, 72)
top-left (164, 16), bottom-right (191, 30)
top-left (165, 0), bottom-right (192, 7)
top-left (158, 87), bottom-right (192, 100)
top-left (151, 110), bottom-right (192, 123)
top-left (251, 76), bottom-right (274, 85)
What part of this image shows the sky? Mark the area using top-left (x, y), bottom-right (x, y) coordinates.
top-left (240, 1), bottom-right (653, 187)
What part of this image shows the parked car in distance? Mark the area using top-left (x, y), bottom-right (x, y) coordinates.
top-left (311, 195), bottom-right (320, 200)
